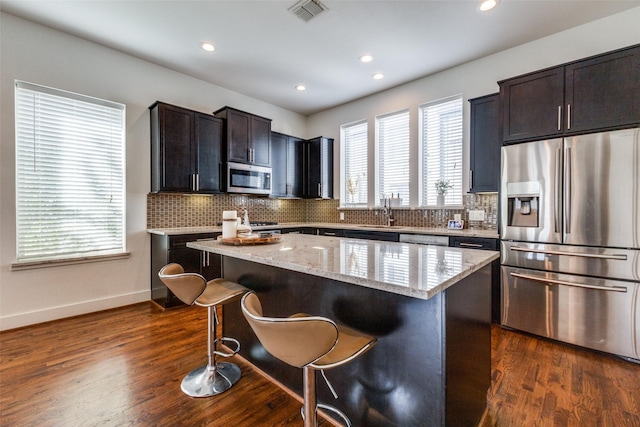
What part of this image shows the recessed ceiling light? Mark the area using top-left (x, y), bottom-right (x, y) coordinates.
top-left (360, 54), bottom-right (374, 63)
top-left (201, 42), bottom-right (215, 52)
top-left (372, 73), bottom-right (384, 80)
top-left (295, 84), bottom-right (307, 91)
top-left (479, 0), bottom-right (498, 12)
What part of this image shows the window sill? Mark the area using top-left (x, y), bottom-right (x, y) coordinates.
top-left (11, 252), bottom-right (131, 271)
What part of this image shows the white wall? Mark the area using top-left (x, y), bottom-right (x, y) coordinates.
top-left (0, 12), bottom-right (307, 330)
top-left (306, 7), bottom-right (640, 201)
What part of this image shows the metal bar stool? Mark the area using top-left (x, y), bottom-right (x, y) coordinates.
top-left (241, 291), bottom-right (377, 427)
top-left (158, 263), bottom-right (249, 397)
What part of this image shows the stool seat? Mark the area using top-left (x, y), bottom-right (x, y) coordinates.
top-left (159, 263), bottom-right (249, 398)
top-left (196, 278), bottom-right (248, 307)
top-left (241, 292), bottom-right (376, 426)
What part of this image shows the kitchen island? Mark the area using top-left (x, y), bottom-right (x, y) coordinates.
top-left (187, 234), bottom-right (499, 427)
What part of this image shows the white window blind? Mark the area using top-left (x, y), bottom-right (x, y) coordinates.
top-left (420, 95), bottom-right (463, 206)
top-left (376, 110), bottom-right (409, 206)
top-left (15, 81), bottom-right (126, 263)
top-left (341, 121), bottom-right (368, 206)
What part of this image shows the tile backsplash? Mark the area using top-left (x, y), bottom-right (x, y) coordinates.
top-left (147, 193), bottom-right (498, 230)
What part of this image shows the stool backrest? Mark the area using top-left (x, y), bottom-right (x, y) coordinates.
top-left (158, 263), bottom-right (207, 305)
top-left (241, 292), bottom-right (339, 368)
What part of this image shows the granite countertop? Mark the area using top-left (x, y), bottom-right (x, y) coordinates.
top-left (147, 222), bottom-right (499, 239)
top-left (187, 234), bottom-right (499, 300)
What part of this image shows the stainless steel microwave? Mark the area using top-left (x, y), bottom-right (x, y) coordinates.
top-left (226, 161), bottom-right (271, 195)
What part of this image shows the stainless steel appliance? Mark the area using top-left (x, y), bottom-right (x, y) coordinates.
top-left (500, 128), bottom-right (640, 361)
top-left (226, 161), bottom-right (271, 195)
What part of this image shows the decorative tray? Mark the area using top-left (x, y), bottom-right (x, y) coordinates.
top-left (217, 234), bottom-right (283, 246)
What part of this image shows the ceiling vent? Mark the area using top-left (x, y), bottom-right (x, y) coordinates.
top-left (288, 0), bottom-right (327, 22)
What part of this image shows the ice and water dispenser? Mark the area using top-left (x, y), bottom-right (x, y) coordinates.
top-left (506, 181), bottom-right (540, 227)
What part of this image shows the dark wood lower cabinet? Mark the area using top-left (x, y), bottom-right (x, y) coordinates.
top-left (150, 233), bottom-right (221, 308)
top-left (449, 236), bottom-right (501, 323)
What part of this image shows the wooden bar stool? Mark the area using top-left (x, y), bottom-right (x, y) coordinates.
top-left (158, 263), bottom-right (249, 397)
top-left (241, 291), bottom-right (377, 426)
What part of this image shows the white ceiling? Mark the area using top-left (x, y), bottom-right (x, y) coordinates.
top-left (2, 1), bottom-right (639, 115)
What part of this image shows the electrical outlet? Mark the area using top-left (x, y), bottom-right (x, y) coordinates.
top-left (340, 212), bottom-right (345, 221)
top-left (469, 210), bottom-right (485, 221)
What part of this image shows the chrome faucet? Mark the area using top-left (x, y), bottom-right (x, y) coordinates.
top-left (383, 196), bottom-right (395, 227)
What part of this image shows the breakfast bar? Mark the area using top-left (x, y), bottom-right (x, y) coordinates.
top-left (188, 234), bottom-right (499, 427)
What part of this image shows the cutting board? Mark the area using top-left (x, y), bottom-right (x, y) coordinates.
top-left (217, 234), bottom-right (283, 246)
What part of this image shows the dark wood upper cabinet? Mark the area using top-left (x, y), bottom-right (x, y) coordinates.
top-left (150, 101), bottom-right (223, 193)
top-left (500, 44), bottom-right (640, 143)
top-left (565, 47), bottom-right (640, 133)
top-left (469, 93), bottom-right (500, 193)
top-left (304, 136), bottom-right (333, 199)
top-left (214, 106), bottom-right (272, 167)
top-left (500, 68), bottom-right (564, 143)
top-left (271, 131), bottom-right (303, 198)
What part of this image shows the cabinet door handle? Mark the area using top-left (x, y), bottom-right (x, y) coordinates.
top-left (195, 173), bottom-right (199, 191)
top-left (318, 183), bottom-right (321, 196)
top-left (557, 105), bottom-right (562, 131)
top-left (192, 174), bottom-right (197, 191)
top-left (324, 232), bottom-right (336, 236)
top-left (459, 242), bottom-right (483, 248)
top-left (567, 104), bottom-right (571, 130)
top-left (469, 170), bottom-right (473, 189)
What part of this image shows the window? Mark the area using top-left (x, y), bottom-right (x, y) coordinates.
top-left (15, 81), bottom-right (126, 264)
top-left (376, 110), bottom-right (409, 206)
top-left (341, 120), bottom-right (368, 206)
top-left (420, 95), bottom-right (463, 206)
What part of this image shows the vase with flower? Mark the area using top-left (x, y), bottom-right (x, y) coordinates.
top-left (435, 179), bottom-right (452, 207)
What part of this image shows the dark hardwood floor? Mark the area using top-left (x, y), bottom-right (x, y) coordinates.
top-left (1, 302), bottom-right (639, 426)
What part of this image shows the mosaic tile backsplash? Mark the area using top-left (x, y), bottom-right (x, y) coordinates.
top-left (147, 193), bottom-right (498, 230)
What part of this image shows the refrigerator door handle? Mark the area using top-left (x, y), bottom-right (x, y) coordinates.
top-left (564, 146), bottom-right (572, 235)
top-left (510, 246), bottom-right (628, 260)
top-left (510, 272), bottom-right (627, 292)
top-left (554, 148), bottom-right (562, 233)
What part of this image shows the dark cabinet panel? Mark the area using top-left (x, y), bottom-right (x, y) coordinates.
top-left (195, 113), bottom-right (224, 193)
top-left (449, 236), bottom-right (500, 323)
top-left (151, 233), bottom-right (221, 308)
top-left (287, 137), bottom-right (304, 197)
top-left (151, 103), bottom-right (195, 192)
top-left (225, 108), bottom-right (251, 163)
top-left (214, 106), bottom-right (272, 167)
top-left (271, 131), bottom-right (304, 198)
top-left (565, 46), bottom-right (640, 133)
top-left (500, 68), bottom-right (564, 143)
top-left (150, 101), bottom-right (223, 193)
top-left (500, 44), bottom-right (640, 144)
top-left (252, 115), bottom-right (272, 166)
top-left (469, 94), bottom-right (500, 193)
top-left (317, 228), bottom-right (344, 237)
top-left (270, 132), bottom-right (288, 197)
top-left (343, 229), bottom-right (399, 242)
top-left (304, 136), bottom-right (334, 199)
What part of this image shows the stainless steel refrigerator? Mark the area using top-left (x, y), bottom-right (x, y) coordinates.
top-left (500, 128), bottom-right (640, 361)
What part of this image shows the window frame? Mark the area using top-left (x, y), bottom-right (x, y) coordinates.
top-left (13, 80), bottom-right (128, 269)
top-left (374, 108), bottom-right (410, 207)
top-left (340, 119), bottom-right (369, 208)
top-left (418, 94), bottom-right (464, 208)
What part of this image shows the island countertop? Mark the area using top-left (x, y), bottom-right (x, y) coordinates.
top-left (187, 233), bottom-right (499, 300)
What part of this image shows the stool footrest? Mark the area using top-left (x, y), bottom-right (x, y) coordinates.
top-left (214, 336), bottom-right (241, 357)
top-left (301, 403), bottom-right (352, 427)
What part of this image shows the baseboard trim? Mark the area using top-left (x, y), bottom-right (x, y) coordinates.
top-left (0, 291), bottom-right (150, 331)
